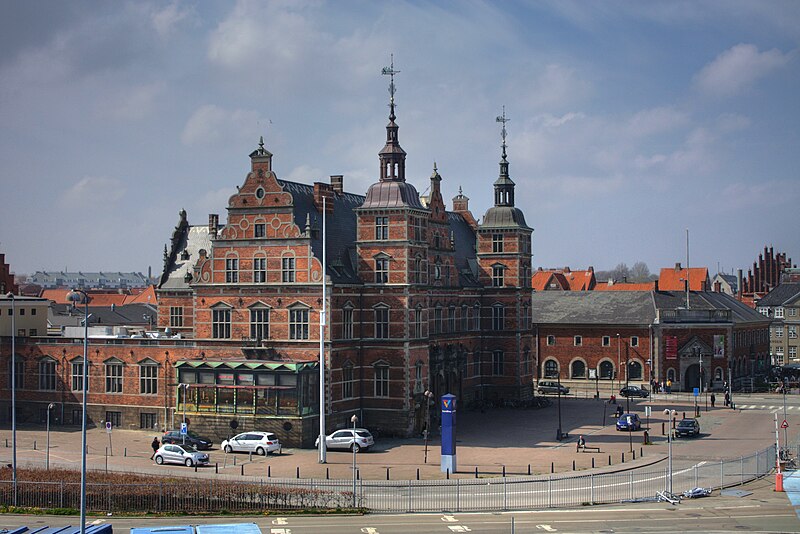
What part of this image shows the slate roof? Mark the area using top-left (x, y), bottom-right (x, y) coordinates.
top-left (160, 225), bottom-right (212, 290)
top-left (51, 302), bottom-right (157, 327)
top-left (755, 283), bottom-right (800, 307)
top-left (29, 271), bottom-right (149, 288)
top-left (531, 291), bottom-right (656, 325)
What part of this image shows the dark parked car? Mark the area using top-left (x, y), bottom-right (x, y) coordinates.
top-left (675, 418), bottom-right (700, 437)
top-left (616, 413), bottom-right (642, 431)
top-left (162, 430), bottom-right (213, 450)
top-left (537, 380), bottom-right (570, 395)
top-left (619, 385), bottom-right (649, 398)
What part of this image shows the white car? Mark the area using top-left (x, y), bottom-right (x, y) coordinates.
top-left (221, 431), bottom-right (281, 455)
top-left (315, 428), bottom-right (374, 452)
top-left (154, 443), bottom-right (209, 467)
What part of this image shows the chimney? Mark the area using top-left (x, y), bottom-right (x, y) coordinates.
top-left (330, 175), bottom-right (343, 195)
top-left (451, 186), bottom-right (477, 229)
top-left (714, 281), bottom-right (721, 293)
top-left (737, 268), bottom-right (743, 298)
top-left (313, 182), bottom-right (334, 213)
top-left (208, 214), bottom-right (218, 238)
top-left (563, 266), bottom-right (571, 273)
top-left (654, 279), bottom-right (659, 292)
top-left (588, 266), bottom-right (594, 272)
top-left (675, 262), bottom-right (682, 271)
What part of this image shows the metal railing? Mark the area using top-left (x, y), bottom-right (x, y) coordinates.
top-left (0, 445), bottom-right (777, 513)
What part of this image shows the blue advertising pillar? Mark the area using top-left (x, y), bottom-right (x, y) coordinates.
top-left (440, 393), bottom-right (457, 473)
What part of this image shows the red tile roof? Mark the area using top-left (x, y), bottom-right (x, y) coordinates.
top-left (594, 281), bottom-right (656, 291)
top-left (658, 266), bottom-right (709, 291)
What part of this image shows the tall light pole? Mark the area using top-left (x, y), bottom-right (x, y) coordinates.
top-left (318, 195), bottom-right (328, 464)
top-left (664, 408), bottom-right (677, 493)
top-left (556, 370), bottom-right (563, 441)
top-left (46, 402), bottom-right (55, 470)
top-left (7, 292), bottom-right (17, 506)
top-left (67, 288), bottom-right (90, 534)
top-left (616, 334), bottom-right (621, 391)
top-left (626, 353), bottom-right (633, 453)
top-left (423, 389), bottom-right (433, 463)
top-left (178, 383), bottom-right (190, 444)
top-left (350, 413), bottom-right (358, 508)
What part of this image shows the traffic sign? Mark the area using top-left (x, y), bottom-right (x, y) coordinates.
top-left (693, 387), bottom-right (700, 397)
top-left (781, 420), bottom-right (789, 429)
top-left (105, 421), bottom-right (112, 433)
top-left (644, 406), bottom-right (651, 416)
top-left (180, 422), bottom-right (188, 435)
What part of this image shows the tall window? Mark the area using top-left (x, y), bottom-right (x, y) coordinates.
top-left (105, 359), bottom-right (123, 393)
top-left (413, 305), bottom-right (424, 338)
top-left (282, 257), bottom-right (296, 282)
top-left (433, 306), bottom-right (443, 334)
top-left (212, 308), bottom-right (231, 338)
top-left (776, 326), bottom-right (784, 338)
top-left (790, 347), bottom-right (797, 360)
top-left (630, 336), bottom-right (639, 347)
top-left (254, 223), bottom-right (266, 238)
top-left (492, 265), bottom-right (505, 287)
top-left (374, 364), bottom-right (389, 397)
top-left (414, 361), bottom-right (423, 393)
top-left (140, 362), bottom-right (158, 394)
top-left (38, 358), bottom-right (56, 390)
top-left (253, 257), bottom-right (266, 283)
top-left (628, 361), bottom-right (643, 380)
top-left (574, 335), bottom-right (582, 346)
top-left (776, 307), bottom-right (785, 318)
top-left (250, 307), bottom-right (270, 340)
top-left (374, 306), bottom-right (389, 339)
top-left (789, 325), bottom-right (797, 339)
top-left (571, 360), bottom-right (586, 378)
top-left (169, 306), bottom-right (183, 328)
top-left (492, 350), bottom-right (504, 375)
top-left (342, 362), bottom-right (354, 398)
top-left (448, 306), bottom-right (456, 332)
top-left (71, 359), bottom-right (84, 391)
top-left (412, 216), bottom-right (426, 242)
top-left (521, 304), bottom-right (529, 329)
top-left (602, 336), bottom-right (610, 346)
top-left (375, 257), bottom-right (389, 284)
top-left (342, 307), bottom-right (354, 339)
top-left (492, 305), bottom-right (505, 330)
top-left (473, 304), bottom-right (481, 330)
top-left (375, 216), bottom-right (389, 240)
top-left (289, 308), bottom-right (309, 340)
top-left (414, 258), bottom-right (423, 284)
top-left (492, 234), bottom-right (503, 253)
top-left (547, 335), bottom-right (556, 346)
top-left (8, 359), bottom-right (23, 389)
top-left (544, 359), bottom-right (558, 378)
top-left (461, 305), bottom-right (469, 331)
top-left (225, 257), bottom-right (239, 283)
top-left (599, 361), bottom-right (614, 379)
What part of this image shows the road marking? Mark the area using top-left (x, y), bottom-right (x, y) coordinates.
top-left (270, 530), bottom-right (291, 534)
top-left (272, 518), bottom-right (288, 525)
top-left (447, 527), bottom-right (472, 532)
top-left (442, 515), bottom-right (458, 522)
top-left (536, 526), bottom-right (557, 532)
top-left (360, 528), bottom-right (380, 534)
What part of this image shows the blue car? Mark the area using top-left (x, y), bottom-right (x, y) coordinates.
top-left (616, 413), bottom-right (641, 431)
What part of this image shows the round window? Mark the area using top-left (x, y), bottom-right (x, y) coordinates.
top-left (282, 422), bottom-right (293, 431)
top-left (255, 187), bottom-right (265, 199)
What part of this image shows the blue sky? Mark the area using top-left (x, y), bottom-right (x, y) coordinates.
top-left (1, 1), bottom-right (798, 278)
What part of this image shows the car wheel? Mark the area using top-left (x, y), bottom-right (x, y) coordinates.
top-left (351, 443), bottom-right (361, 453)
top-left (256, 447), bottom-right (266, 456)
top-left (224, 445), bottom-right (233, 453)
top-left (155, 456), bottom-right (164, 465)
top-left (185, 458), bottom-right (193, 467)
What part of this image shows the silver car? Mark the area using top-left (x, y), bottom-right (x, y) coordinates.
top-left (315, 428), bottom-right (374, 452)
top-left (154, 443), bottom-right (209, 467)
top-left (221, 431), bottom-right (282, 455)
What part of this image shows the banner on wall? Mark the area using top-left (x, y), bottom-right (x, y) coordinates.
top-left (714, 335), bottom-right (725, 358)
top-left (665, 335), bottom-right (678, 360)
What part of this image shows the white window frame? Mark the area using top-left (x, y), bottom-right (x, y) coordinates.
top-left (253, 257), bottom-right (266, 283)
top-left (139, 363), bottom-right (158, 395)
top-left (374, 364), bottom-right (389, 397)
top-left (105, 359), bottom-right (123, 394)
top-left (225, 257), bottom-right (239, 283)
top-left (282, 256), bottom-right (296, 283)
top-left (289, 307), bottom-right (309, 340)
top-left (212, 307), bottom-right (232, 339)
top-left (39, 358), bottom-right (56, 391)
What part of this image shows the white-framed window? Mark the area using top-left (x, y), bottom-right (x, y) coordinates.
top-left (413, 305), bottom-right (424, 338)
top-left (342, 306), bottom-right (354, 339)
top-left (602, 336), bottom-right (610, 347)
top-left (574, 335), bottom-right (582, 346)
top-left (547, 335), bottom-right (555, 346)
top-left (776, 307), bottom-right (785, 318)
top-left (789, 325), bottom-right (797, 339)
top-left (225, 257), bottom-right (239, 283)
top-left (630, 336), bottom-right (639, 347)
top-left (492, 265), bottom-right (505, 287)
top-left (543, 359), bottom-right (558, 378)
top-left (342, 362), bottom-right (354, 399)
top-left (790, 347), bottom-right (798, 360)
top-left (776, 326), bottom-right (784, 338)
top-left (253, 257), bottom-right (266, 283)
top-left (461, 305), bottom-right (469, 331)
top-left (758, 307), bottom-right (769, 316)
top-left (38, 358), bottom-right (56, 391)
top-left (71, 359), bottom-right (84, 391)
top-left (289, 307), bottom-right (309, 340)
top-left (282, 257), bottom-right (296, 283)
top-left (448, 306), bottom-right (456, 333)
top-left (254, 223), bottom-right (266, 238)
top-left (250, 306), bottom-right (270, 340)
top-left (473, 304), bottom-right (481, 330)
top-left (412, 216), bottom-right (426, 242)
top-left (375, 216), bottom-right (389, 240)
top-left (492, 350), bottom-right (504, 375)
top-left (374, 305), bottom-right (389, 339)
top-left (433, 306), bottom-right (443, 334)
top-left (492, 234), bottom-right (503, 253)
top-left (790, 308), bottom-right (798, 317)
top-left (492, 305), bottom-right (505, 330)
top-left (105, 359), bottom-right (123, 393)
top-left (212, 307), bottom-right (231, 339)
top-left (169, 306), bottom-right (183, 328)
top-left (375, 257), bottom-right (389, 284)
top-left (139, 362), bottom-right (158, 395)
top-left (374, 364), bottom-right (389, 397)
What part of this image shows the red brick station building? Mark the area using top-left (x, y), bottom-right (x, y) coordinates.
top-left (1, 94), bottom-right (770, 447)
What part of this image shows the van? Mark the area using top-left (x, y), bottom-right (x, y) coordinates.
top-left (537, 380), bottom-right (569, 395)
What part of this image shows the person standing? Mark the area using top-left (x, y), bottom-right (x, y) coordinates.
top-left (710, 393), bottom-right (716, 408)
top-left (150, 436), bottom-right (160, 460)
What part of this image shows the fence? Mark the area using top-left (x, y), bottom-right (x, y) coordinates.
top-left (0, 445), bottom-right (777, 513)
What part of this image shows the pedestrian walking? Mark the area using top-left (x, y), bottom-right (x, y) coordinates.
top-left (150, 436), bottom-right (160, 460)
top-left (710, 393), bottom-right (716, 407)
top-left (724, 392), bottom-right (730, 406)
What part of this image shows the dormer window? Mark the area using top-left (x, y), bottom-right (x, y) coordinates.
top-left (492, 264), bottom-right (505, 287)
top-left (375, 256), bottom-right (389, 284)
top-left (375, 216), bottom-right (389, 240)
top-left (492, 234), bottom-right (503, 253)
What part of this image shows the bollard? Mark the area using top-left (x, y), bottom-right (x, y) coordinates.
top-left (661, 422), bottom-right (665, 435)
top-left (233, 456), bottom-right (237, 465)
top-left (34, 441), bottom-right (37, 450)
top-left (215, 462), bottom-right (218, 474)
top-left (475, 467), bottom-right (478, 478)
top-left (446, 469), bottom-right (450, 479)
top-left (386, 468), bottom-right (390, 480)
top-left (608, 455), bottom-right (612, 466)
top-left (551, 462), bottom-right (554, 473)
top-left (592, 457), bottom-right (595, 468)
top-left (572, 460), bottom-right (576, 471)
top-left (633, 450), bottom-right (636, 460)
top-left (418, 468), bottom-right (420, 480)
top-left (326, 467), bottom-right (329, 480)
top-left (296, 466), bottom-right (300, 479)
top-left (622, 452), bottom-right (625, 463)
top-left (124, 448), bottom-right (127, 457)
top-left (241, 464), bottom-right (244, 476)
top-left (357, 469), bottom-right (360, 480)
top-left (640, 447), bottom-right (643, 457)
top-left (268, 465), bottom-right (271, 477)
top-left (503, 465), bottom-right (506, 477)
top-left (194, 464), bottom-right (197, 473)
top-left (683, 411), bottom-right (686, 419)
top-left (249, 451), bottom-right (252, 462)
top-left (528, 464), bottom-right (531, 475)
top-left (5, 439), bottom-right (7, 447)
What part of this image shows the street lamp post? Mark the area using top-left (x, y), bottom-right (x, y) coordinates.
top-left (350, 414), bottom-right (358, 509)
top-left (67, 288), bottom-right (90, 534)
top-left (664, 409), bottom-right (677, 493)
top-left (616, 334), bottom-right (621, 391)
top-left (556, 371), bottom-right (563, 441)
top-left (46, 402), bottom-right (55, 470)
top-left (7, 292), bottom-right (17, 506)
top-left (423, 390), bottom-right (433, 463)
top-left (178, 384), bottom-right (190, 444)
top-left (626, 352), bottom-right (633, 453)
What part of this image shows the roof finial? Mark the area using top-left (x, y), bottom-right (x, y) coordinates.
top-left (382, 54), bottom-right (400, 121)
top-left (458, 185), bottom-right (463, 196)
top-left (433, 161), bottom-right (437, 173)
top-left (259, 136), bottom-right (265, 150)
top-left (496, 105), bottom-right (509, 161)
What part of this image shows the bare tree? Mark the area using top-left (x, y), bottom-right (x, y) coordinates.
top-left (611, 263), bottom-right (630, 282)
top-left (630, 261), bottom-right (651, 282)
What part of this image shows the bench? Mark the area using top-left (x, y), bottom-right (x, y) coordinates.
top-left (577, 445), bottom-right (601, 453)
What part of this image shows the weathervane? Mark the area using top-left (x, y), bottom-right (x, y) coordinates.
top-left (381, 54), bottom-right (400, 118)
top-left (496, 106), bottom-right (509, 159)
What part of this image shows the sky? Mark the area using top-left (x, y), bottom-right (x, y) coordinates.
top-left (1, 0), bottom-right (799, 279)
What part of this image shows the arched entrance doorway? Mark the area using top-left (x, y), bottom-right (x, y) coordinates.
top-left (684, 364), bottom-right (701, 391)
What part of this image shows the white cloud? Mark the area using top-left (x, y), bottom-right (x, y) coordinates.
top-left (694, 44), bottom-right (791, 96)
top-left (181, 104), bottom-right (262, 146)
top-left (520, 64), bottom-right (592, 111)
top-left (716, 180), bottom-right (800, 211)
top-left (626, 107), bottom-right (690, 137)
top-left (151, 1), bottom-right (192, 37)
top-left (59, 176), bottom-right (126, 208)
top-left (97, 82), bottom-right (165, 120)
top-left (537, 112), bottom-right (586, 128)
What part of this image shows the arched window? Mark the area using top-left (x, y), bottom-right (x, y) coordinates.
top-left (571, 360), bottom-right (586, 379)
top-left (628, 361), bottom-right (643, 380)
top-left (667, 368), bottom-right (676, 382)
top-left (599, 360), bottom-right (614, 379)
top-left (544, 359), bottom-right (559, 378)
top-left (715, 367), bottom-right (723, 381)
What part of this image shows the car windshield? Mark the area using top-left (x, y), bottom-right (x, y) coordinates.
top-left (678, 420), bottom-right (695, 427)
top-left (177, 444), bottom-right (198, 453)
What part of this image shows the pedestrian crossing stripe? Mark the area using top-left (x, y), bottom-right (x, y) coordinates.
top-left (737, 404), bottom-right (797, 410)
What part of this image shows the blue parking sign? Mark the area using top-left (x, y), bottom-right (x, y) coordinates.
top-left (693, 387), bottom-right (700, 397)
top-left (180, 422), bottom-right (188, 434)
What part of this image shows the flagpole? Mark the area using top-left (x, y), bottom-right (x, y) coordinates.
top-left (318, 195), bottom-right (328, 463)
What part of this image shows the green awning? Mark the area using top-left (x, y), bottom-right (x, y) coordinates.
top-left (174, 360), bottom-right (318, 372)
